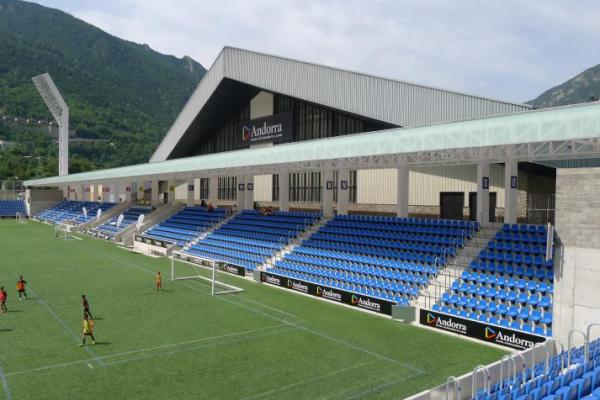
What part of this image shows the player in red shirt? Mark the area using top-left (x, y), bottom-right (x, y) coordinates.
top-left (0, 287), bottom-right (7, 313)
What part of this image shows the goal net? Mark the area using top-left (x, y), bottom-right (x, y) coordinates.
top-left (54, 223), bottom-right (78, 240)
top-left (15, 212), bottom-right (26, 223)
top-left (170, 251), bottom-right (244, 295)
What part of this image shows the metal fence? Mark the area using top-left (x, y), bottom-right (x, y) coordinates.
top-left (526, 193), bottom-right (555, 225)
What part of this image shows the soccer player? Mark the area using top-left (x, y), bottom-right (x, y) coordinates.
top-left (0, 287), bottom-right (7, 313)
top-left (155, 271), bottom-right (162, 292)
top-left (82, 294), bottom-right (93, 318)
top-left (80, 315), bottom-right (96, 346)
top-left (16, 276), bottom-right (27, 300)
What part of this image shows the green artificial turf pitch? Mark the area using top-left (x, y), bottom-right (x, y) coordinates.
top-left (0, 220), bottom-right (506, 399)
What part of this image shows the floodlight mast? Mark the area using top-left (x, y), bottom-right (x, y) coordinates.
top-left (32, 73), bottom-right (69, 176)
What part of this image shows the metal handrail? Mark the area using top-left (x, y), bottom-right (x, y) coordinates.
top-left (500, 354), bottom-right (515, 390)
top-left (511, 352), bottom-right (527, 386)
top-left (567, 329), bottom-right (588, 368)
top-left (585, 322), bottom-right (600, 362)
top-left (471, 365), bottom-right (491, 399)
top-left (533, 342), bottom-right (549, 375)
top-left (545, 337), bottom-right (565, 371)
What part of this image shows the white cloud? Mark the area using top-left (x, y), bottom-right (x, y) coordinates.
top-left (39, 0), bottom-right (600, 102)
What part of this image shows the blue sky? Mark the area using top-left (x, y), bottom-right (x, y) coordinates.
top-left (36, 0), bottom-right (600, 103)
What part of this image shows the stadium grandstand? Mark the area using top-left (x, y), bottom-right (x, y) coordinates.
top-left (12, 47), bottom-right (600, 399)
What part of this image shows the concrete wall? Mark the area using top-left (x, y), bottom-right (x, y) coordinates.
top-left (26, 189), bottom-right (63, 216)
top-left (553, 167), bottom-right (600, 346)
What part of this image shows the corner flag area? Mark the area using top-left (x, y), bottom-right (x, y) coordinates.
top-left (0, 221), bottom-right (506, 399)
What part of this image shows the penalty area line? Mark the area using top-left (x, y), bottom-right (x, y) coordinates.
top-left (4, 323), bottom-right (289, 378)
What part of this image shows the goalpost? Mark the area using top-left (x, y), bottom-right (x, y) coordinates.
top-left (54, 223), bottom-right (79, 240)
top-left (170, 251), bottom-right (244, 295)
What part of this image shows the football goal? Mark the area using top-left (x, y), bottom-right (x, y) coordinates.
top-left (54, 223), bottom-right (80, 240)
top-left (15, 212), bottom-right (26, 223)
top-left (170, 251), bottom-right (244, 295)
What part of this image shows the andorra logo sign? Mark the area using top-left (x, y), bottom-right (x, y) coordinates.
top-left (485, 327), bottom-right (497, 340)
top-left (242, 126), bottom-right (252, 142)
top-left (426, 313), bottom-right (437, 325)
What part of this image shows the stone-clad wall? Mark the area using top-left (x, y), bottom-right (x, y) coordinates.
top-left (553, 167), bottom-right (600, 346)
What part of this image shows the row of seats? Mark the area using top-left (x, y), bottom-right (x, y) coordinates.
top-left (471, 338), bottom-right (600, 400)
top-left (0, 200), bottom-right (26, 217)
top-left (267, 215), bottom-right (475, 308)
top-left (182, 210), bottom-right (321, 271)
top-left (434, 223), bottom-right (554, 337)
top-left (141, 206), bottom-right (228, 247)
top-left (94, 206), bottom-right (152, 239)
top-left (37, 201), bottom-right (116, 225)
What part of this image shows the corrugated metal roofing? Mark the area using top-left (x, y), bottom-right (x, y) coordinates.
top-left (150, 47), bottom-right (530, 162)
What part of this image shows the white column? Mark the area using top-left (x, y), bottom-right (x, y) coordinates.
top-left (186, 180), bottom-right (195, 206)
top-left (504, 159), bottom-right (518, 224)
top-left (209, 176), bottom-right (219, 205)
top-left (279, 170), bottom-right (290, 212)
top-left (82, 185), bottom-right (89, 202)
top-left (397, 165), bottom-right (409, 218)
top-left (244, 175), bottom-right (254, 210)
top-left (477, 162), bottom-right (490, 226)
top-left (151, 180), bottom-right (159, 206)
top-left (236, 176), bottom-right (245, 209)
top-left (337, 169), bottom-right (350, 216)
top-left (322, 169), bottom-right (334, 218)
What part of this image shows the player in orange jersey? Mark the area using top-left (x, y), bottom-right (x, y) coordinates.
top-left (16, 276), bottom-right (27, 300)
top-left (155, 271), bottom-right (162, 292)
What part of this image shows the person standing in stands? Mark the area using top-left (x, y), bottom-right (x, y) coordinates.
top-left (200, 199), bottom-right (207, 208)
top-left (80, 314), bottom-right (96, 346)
top-left (0, 287), bottom-right (7, 313)
top-left (155, 270), bottom-right (162, 292)
top-left (82, 294), bottom-right (93, 318)
top-left (207, 203), bottom-right (214, 212)
top-left (16, 275), bottom-right (27, 300)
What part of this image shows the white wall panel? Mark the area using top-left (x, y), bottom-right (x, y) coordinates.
top-left (357, 165), bottom-right (506, 206)
top-left (253, 174), bottom-right (272, 202)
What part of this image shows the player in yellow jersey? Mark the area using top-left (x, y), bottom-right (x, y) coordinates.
top-left (80, 315), bottom-right (96, 346)
top-left (155, 271), bottom-right (162, 292)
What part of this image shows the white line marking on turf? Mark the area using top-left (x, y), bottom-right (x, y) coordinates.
top-left (240, 359), bottom-right (379, 400)
top-left (4, 324), bottom-right (288, 377)
top-left (104, 326), bottom-right (299, 367)
top-left (28, 287), bottom-right (106, 367)
top-left (76, 243), bottom-right (423, 374)
top-left (0, 364), bottom-right (13, 400)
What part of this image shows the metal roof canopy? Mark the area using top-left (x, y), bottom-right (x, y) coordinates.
top-left (25, 101), bottom-right (600, 187)
top-left (150, 46), bottom-right (530, 162)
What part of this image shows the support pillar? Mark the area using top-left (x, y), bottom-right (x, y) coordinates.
top-left (151, 180), bottom-right (159, 206)
top-left (504, 159), bottom-right (518, 224)
top-left (477, 162), bottom-right (490, 226)
top-left (209, 176), bottom-right (219, 206)
top-left (167, 179), bottom-right (175, 204)
top-left (396, 165), bottom-right (409, 218)
top-left (322, 169), bottom-right (334, 218)
top-left (186, 180), bottom-right (195, 207)
top-left (279, 170), bottom-right (289, 212)
top-left (236, 176), bottom-right (245, 210)
top-left (244, 175), bottom-right (254, 210)
top-left (337, 169), bottom-right (350, 215)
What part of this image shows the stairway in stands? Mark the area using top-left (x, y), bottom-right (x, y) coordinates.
top-left (262, 215), bottom-right (330, 270)
top-left (416, 223), bottom-right (500, 308)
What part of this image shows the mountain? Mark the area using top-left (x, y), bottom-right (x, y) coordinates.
top-left (528, 64), bottom-right (600, 108)
top-left (0, 0), bottom-right (205, 181)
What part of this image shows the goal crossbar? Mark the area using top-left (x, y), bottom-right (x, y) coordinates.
top-left (171, 251), bottom-right (244, 295)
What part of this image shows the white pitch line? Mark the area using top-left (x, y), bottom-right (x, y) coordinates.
top-left (104, 326), bottom-right (299, 367)
top-left (75, 242), bottom-right (424, 374)
top-left (28, 287), bottom-right (105, 367)
top-left (240, 359), bottom-right (380, 400)
top-left (5, 324), bottom-right (289, 378)
top-left (0, 364), bottom-right (13, 400)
